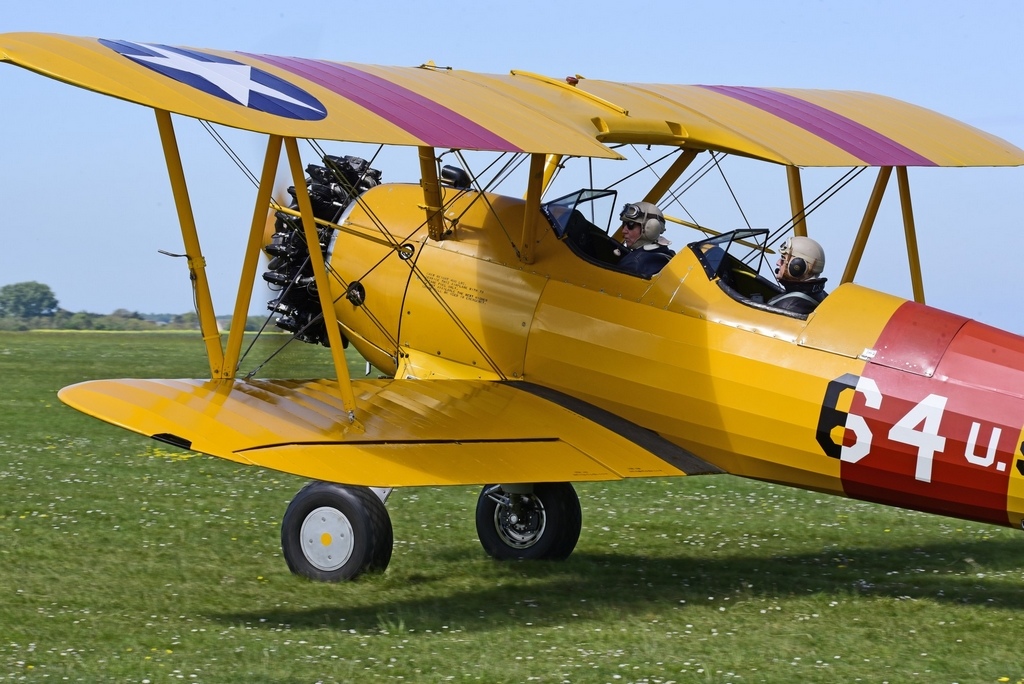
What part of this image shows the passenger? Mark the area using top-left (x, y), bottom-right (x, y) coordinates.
top-left (768, 235), bottom-right (828, 314)
top-left (617, 202), bottom-right (675, 276)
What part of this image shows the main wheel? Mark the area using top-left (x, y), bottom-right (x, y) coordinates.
top-left (281, 482), bottom-right (393, 581)
top-left (475, 482), bottom-right (581, 561)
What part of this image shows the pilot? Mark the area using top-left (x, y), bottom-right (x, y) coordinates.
top-left (617, 202), bottom-right (675, 276)
top-left (768, 235), bottom-right (828, 314)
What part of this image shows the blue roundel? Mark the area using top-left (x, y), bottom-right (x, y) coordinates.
top-left (100, 39), bottom-right (327, 121)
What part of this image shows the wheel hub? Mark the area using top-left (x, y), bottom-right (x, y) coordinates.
top-left (300, 506), bottom-right (355, 571)
top-left (494, 494), bottom-right (546, 549)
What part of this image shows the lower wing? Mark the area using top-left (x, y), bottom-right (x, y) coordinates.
top-left (58, 378), bottom-right (720, 486)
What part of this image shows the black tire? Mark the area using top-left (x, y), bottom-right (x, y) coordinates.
top-left (475, 482), bottom-right (581, 561)
top-left (281, 481), bottom-right (393, 581)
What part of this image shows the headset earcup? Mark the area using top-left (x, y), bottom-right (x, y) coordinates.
top-left (644, 217), bottom-right (656, 238)
top-left (788, 257), bottom-right (806, 278)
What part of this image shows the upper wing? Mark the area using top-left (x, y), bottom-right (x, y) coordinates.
top-left (575, 81), bottom-right (1024, 167)
top-left (0, 33), bottom-right (617, 158)
top-left (3, 32), bottom-right (1022, 167)
top-left (58, 377), bottom-right (719, 486)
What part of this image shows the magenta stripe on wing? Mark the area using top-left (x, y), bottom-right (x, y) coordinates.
top-left (247, 54), bottom-right (521, 151)
top-left (700, 85), bottom-right (934, 166)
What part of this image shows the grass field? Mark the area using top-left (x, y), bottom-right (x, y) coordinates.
top-left (1, 331), bottom-right (1023, 683)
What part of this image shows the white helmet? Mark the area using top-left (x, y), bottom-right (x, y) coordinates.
top-left (778, 235), bottom-right (825, 280)
top-left (620, 201), bottom-right (665, 248)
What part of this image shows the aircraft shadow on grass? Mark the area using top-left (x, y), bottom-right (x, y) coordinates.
top-left (215, 537), bottom-right (1024, 631)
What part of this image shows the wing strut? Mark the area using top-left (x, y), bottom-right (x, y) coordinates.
top-left (786, 166), bottom-right (808, 237)
top-left (539, 154), bottom-right (563, 197)
top-left (284, 137), bottom-right (359, 420)
top-left (897, 167), bottom-right (925, 303)
top-left (841, 166), bottom-right (892, 286)
top-left (155, 109), bottom-right (225, 378)
top-left (838, 166), bottom-right (926, 304)
top-left (643, 148), bottom-right (698, 205)
top-left (222, 134), bottom-right (283, 377)
top-left (519, 153), bottom-right (545, 264)
top-left (418, 146), bottom-right (446, 241)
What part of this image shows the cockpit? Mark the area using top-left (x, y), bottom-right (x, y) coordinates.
top-left (542, 189), bottom-right (628, 269)
top-left (542, 193), bottom-right (825, 317)
top-left (689, 228), bottom-right (821, 319)
top-left (541, 189), bottom-right (679, 279)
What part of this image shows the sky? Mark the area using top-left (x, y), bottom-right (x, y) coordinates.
top-left (2, 1), bottom-right (1023, 332)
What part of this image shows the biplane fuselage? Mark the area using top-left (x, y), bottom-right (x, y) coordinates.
top-left (330, 183), bottom-right (1024, 530)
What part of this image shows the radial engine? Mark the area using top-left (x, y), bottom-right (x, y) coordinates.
top-left (261, 155), bottom-right (381, 345)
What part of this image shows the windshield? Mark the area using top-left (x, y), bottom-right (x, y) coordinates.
top-left (542, 189), bottom-right (618, 238)
top-left (688, 229), bottom-right (770, 280)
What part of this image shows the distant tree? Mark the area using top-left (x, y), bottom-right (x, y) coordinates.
top-left (172, 311), bottom-right (200, 329)
top-left (67, 312), bottom-right (96, 330)
top-left (246, 315), bottom-right (268, 331)
top-left (0, 281), bottom-right (59, 318)
top-left (111, 308), bottom-right (144, 320)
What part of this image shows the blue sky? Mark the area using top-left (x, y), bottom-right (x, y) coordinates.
top-left (2, 1), bottom-right (1023, 331)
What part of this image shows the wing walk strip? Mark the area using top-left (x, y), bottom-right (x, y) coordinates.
top-left (58, 377), bottom-right (718, 488)
top-left (509, 382), bottom-right (722, 476)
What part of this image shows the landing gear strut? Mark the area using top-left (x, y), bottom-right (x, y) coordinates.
top-left (281, 481), bottom-right (393, 581)
top-left (475, 482), bottom-right (581, 561)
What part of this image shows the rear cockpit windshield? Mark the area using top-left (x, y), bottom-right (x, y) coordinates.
top-left (689, 229), bottom-right (807, 317)
top-left (690, 229), bottom-right (770, 281)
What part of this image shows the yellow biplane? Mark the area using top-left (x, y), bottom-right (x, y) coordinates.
top-left (5, 33), bottom-right (1024, 581)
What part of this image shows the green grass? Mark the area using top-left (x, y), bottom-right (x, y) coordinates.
top-left (1, 331), bottom-right (1023, 683)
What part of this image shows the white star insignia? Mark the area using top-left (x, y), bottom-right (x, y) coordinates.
top-left (132, 44), bottom-right (320, 115)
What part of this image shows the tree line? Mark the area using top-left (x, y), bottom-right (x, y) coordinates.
top-left (0, 281), bottom-right (265, 332)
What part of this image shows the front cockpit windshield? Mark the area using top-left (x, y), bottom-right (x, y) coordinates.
top-left (541, 189), bottom-right (629, 268)
top-left (542, 189), bottom-right (618, 239)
